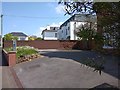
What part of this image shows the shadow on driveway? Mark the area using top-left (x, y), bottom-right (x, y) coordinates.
top-left (2, 53), bottom-right (8, 66)
top-left (40, 50), bottom-right (120, 80)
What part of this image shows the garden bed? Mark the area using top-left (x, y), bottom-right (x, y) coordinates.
top-left (5, 46), bottom-right (41, 64)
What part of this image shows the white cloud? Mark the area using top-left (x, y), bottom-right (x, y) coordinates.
top-left (55, 5), bottom-right (65, 14)
top-left (39, 27), bottom-right (46, 30)
top-left (50, 22), bottom-right (63, 27)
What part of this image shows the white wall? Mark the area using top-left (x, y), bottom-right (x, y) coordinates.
top-left (57, 22), bottom-right (71, 40)
top-left (25, 37), bottom-right (28, 40)
top-left (18, 36), bottom-right (28, 41)
top-left (57, 21), bottom-right (86, 40)
top-left (70, 22), bottom-right (74, 40)
top-left (43, 32), bottom-right (57, 40)
top-left (57, 29), bottom-right (61, 40)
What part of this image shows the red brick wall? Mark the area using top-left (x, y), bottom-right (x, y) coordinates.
top-left (3, 40), bottom-right (94, 50)
top-left (8, 51), bottom-right (16, 66)
top-left (3, 49), bottom-right (16, 66)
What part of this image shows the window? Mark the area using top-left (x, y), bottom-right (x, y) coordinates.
top-left (68, 27), bottom-right (70, 30)
top-left (20, 37), bottom-right (25, 40)
top-left (55, 33), bottom-right (57, 37)
top-left (103, 33), bottom-right (116, 48)
top-left (66, 29), bottom-right (67, 35)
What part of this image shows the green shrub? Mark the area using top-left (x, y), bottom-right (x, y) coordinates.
top-left (4, 46), bottom-right (38, 58)
top-left (4, 47), bottom-right (13, 52)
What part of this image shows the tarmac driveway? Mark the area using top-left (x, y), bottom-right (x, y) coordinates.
top-left (13, 50), bottom-right (119, 88)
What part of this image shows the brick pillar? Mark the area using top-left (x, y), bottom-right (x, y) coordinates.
top-left (8, 51), bottom-right (16, 66)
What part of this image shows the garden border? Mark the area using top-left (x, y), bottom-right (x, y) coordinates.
top-left (3, 49), bottom-right (16, 67)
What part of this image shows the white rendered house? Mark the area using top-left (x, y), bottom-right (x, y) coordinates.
top-left (41, 26), bottom-right (58, 40)
top-left (10, 32), bottom-right (28, 41)
top-left (57, 14), bottom-right (97, 40)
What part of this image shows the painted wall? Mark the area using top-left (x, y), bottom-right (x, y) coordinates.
top-left (58, 21), bottom-right (86, 40)
top-left (57, 22), bottom-right (71, 40)
top-left (43, 31), bottom-right (57, 40)
top-left (18, 36), bottom-right (28, 41)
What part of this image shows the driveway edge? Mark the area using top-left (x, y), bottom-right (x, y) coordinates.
top-left (9, 67), bottom-right (23, 88)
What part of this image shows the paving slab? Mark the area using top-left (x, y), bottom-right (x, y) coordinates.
top-left (2, 66), bottom-right (18, 88)
top-left (0, 67), bottom-right (2, 90)
top-left (13, 56), bottom-right (119, 88)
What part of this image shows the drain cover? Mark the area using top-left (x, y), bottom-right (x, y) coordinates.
top-left (29, 64), bottom-right (40, 69)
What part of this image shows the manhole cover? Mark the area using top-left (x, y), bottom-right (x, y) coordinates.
top-left (29, 64), bottom-right (40, 69)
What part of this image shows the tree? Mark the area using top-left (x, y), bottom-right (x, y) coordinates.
top-left (28, 36), bottom-right (36, 40)
top-left (28, 36), bottom-right (42, 40)
top-left (76, 23), bottom-right (94, 41)
top-left (13, 36), bottom-right (18, 40)
top-left (76, 22), bottom-right (96, 49)
top-left (94, 2), bottom-right (120, 49)
top-left (58, 0), bottom-right (94, 15)
top-left (35, 37), bottom-right (42, 40)
top-left (4, 34), bottom-right (18, 40)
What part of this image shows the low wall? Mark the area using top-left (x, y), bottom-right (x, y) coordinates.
top-left (3, 40), bottom-right (95, 50)
top-left (3, 49), bottom-right (16, 67)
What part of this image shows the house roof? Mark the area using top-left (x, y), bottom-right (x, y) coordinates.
top-left (10, 32), bottom-right (28, 37)
top-left (50, 27), bottom-right (59, 30)
top-left (41, 27), bottom-right (58, 35)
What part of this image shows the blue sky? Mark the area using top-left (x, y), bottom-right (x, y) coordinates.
top-left (2, 2), bottom-right (70, 37)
